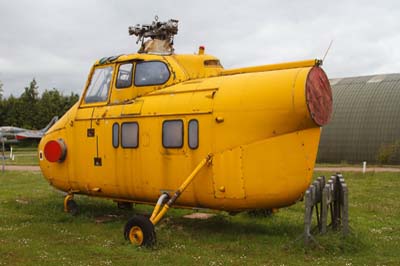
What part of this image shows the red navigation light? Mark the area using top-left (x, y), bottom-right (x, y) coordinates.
top-left (198, 46), bottom-right (205, 55)
top-left (44, 139), bottom-right (67, 163)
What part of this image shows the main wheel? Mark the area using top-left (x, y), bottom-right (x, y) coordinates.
top-left (117, 201), bottom-right (133, 210)
top-left (66, 199), bottom-right (79, 216)
top-left (124, 215), bottom-right (156, 247)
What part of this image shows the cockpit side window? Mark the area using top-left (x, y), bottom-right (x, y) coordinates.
top-left (85, 66), bottom-right (113, 103)
top-left (134, 61), bottom-right (170, 86)
top-left (116, 63), bottom-right (133, 88)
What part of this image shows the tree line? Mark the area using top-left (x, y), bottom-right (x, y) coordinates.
top-left (0, 79), bottom-right (79, 129)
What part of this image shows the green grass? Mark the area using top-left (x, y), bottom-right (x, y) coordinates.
top-left (316, 162), bottom-right (400, 169)
top-left (1, 171), bottom-right (399, 265)
top-left (1, 147), bottom-right (38, 166)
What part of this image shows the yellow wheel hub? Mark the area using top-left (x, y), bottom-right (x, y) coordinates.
top-left (129, 226), bottom-right (144, 245)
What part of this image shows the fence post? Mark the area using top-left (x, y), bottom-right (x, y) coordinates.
top-left (304, 189), bottom-right (313, 245)
top-left (342, 183), bottom-right (349, 236)
top-left (321, 184), bottom-right (329, 234)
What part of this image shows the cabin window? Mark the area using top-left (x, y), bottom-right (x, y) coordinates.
top-left (121, 122), bottom-right (139, 148)
top-left (116, 63), bottom-right (133, 88)
top-left (188, 119), bottom-right (199, 149)
top-left (85, 66), bottom-right (113, 103)
top-left (134, 61), bottom-right (170, 86)
top-left (112, 123), bottom-right (119, 148)
top-left (162, 120), bottom-right (183, 148)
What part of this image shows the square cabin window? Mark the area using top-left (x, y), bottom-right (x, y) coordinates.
top-left (162, 120), bottom-right (183, 148)
top-left (85, 66), bottom-right (113, 103)
top-left (116, 63), bottom-right (133, 88)
top-left (121, 122), bottom-right (138, 148)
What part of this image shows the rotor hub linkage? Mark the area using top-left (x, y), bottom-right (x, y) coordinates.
top-left (128, 16), bottom-right (178, 54)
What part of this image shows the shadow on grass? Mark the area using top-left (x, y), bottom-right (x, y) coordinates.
top-left (165, 214), bottom-right (302, 237)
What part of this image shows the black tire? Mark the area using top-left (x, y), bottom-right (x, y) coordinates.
top-left (124, 215), bottom-right (156, 247)
top-left (117, 202), bottom-right (133, 210)
top-left (66, 199), bottom-right (79, 216)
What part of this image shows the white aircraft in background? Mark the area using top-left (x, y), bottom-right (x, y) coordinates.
top-left (0, 116), bottom-right (58, 146)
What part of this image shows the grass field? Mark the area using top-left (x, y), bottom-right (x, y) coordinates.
top-left (0, 171), bottom-right (399, 266)
top-left (1, 147), bottom-right (38, 166)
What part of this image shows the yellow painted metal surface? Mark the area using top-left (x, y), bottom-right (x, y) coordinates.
top-left (221, 59), bottom-right (320, 76)
top-left (129, 226), bottom-right (144, 245)
top-left (212, 147), bottom-right (245, 199)
top-left (39, 51), bottom-right (329, 212)
top-left (121, 100), bottom-right (143, 116)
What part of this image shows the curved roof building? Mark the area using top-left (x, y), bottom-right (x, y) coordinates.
top-left (317, 73), bottom-right (400, 164)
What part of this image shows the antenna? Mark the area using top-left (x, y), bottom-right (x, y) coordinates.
top-left (322, 40), bottom-right (334, 63)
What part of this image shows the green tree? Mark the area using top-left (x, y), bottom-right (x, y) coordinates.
top-left (63, 92), bottom-right (79, 113)
top-left (377, 140), bottom-right (400, 165)
top-left (36, 89), bottom-right (79, 129)
top-left (20, 79), bottom-right (39, 128)
top-left (0, 81), bottom-right (4, 125)
top-left (37, 89), bottom-right (63, 128)
top-left (0, 80), bottom-right (3, 100)
top-left (2, 95), bottom-right (22, 127)
top-left (0, 79), bottom-right (79, 129)
top-left (21, 78), bottom-right (39, 101)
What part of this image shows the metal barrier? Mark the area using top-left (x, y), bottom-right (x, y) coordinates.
top-left (303, 174), bottom-right (349, 245)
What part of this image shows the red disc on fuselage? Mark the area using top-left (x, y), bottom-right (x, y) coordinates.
top-left (306, 67), bottom-right (333, 126)
top-left (44, 140), bottom-right (66, 162)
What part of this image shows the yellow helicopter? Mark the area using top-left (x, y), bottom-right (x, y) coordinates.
top-left (38, 17), bottom-right (333, 247)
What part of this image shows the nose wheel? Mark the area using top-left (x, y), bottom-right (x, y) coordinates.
top-left (124, 216), bottom-right (156, 247)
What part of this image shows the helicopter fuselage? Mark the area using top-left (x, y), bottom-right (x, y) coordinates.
top-left (38, 52), bottom-right (332, 212)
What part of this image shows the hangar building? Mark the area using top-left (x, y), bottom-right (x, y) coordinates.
top-left (317, 73), bottom-right (400, 164)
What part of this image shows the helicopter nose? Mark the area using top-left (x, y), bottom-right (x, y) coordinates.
top-left (43, 139), bottom-right (67, 162)
top-left (305, 67), bottom-right (333, 126)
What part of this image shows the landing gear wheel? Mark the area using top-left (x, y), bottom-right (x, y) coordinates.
top-left (124, 215), bottom-right (156, 247)
top-left (64, 198), bottom-right (79, 216)
top-left (66, 199), bottom-right (79, 216)
top-left (117, 202), bottom-right (133, 210)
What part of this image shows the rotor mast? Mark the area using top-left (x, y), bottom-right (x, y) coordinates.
top-left (128, 16), bottom-right (179, 55)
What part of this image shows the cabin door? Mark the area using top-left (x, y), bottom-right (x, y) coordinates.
top-left (70, 106), bottom-right (108, 191)
top-left (69, 64), bottom-right (114, 192)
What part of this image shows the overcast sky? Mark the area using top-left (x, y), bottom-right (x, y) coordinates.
top-left (1, 0), bottom-right (400, 97)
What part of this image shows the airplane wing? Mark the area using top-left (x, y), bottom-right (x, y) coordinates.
top-left (15, 130), bottom-right (44, 140)
top-left (1, 116), bottom-right (58, 143)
